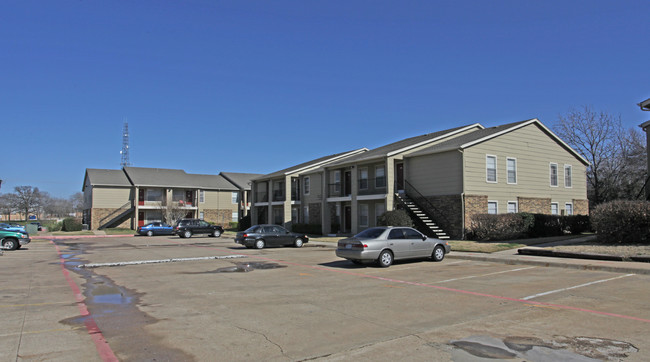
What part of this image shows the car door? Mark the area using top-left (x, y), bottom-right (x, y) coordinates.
top-left (198, 220), bottom-right (211, 234)
top-left (275, 226), bottom-right (292, 245)
top-left (404, 228), bottom-right (432, 257)
top-left (387, 229), bottom-right (410, 259)
top-left (261, 226), bottom-right (279, 246)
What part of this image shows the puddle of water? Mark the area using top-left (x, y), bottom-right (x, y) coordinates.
top-left (214, 261), bottom-right (287, 273)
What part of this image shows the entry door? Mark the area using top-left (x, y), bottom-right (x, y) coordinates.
top-left (396, 163), bottom-right (404, 191)
top-left (344, 206), bottom-right (352, 232)
top-left (344, 171), bottom-right (352, 196)
top-left (138, 211), bottom-right (145, 227)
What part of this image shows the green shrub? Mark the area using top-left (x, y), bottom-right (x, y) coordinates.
top-left (228, 222), bottom-right (238, 230)
top-left (377, 209), bottom-right (413, 227)
top-left (591, 200), bottom-right (650, 244)
top-left (291, 223), bottom-right (322, 235)
top-left (468, 213), bottom-right (530, 241)
top-left (562, 215), bottom-right (591, 235)
top-left (62, 217), bottom-right (83, 232)
top-left (45, 221), bottom-right (63, 232)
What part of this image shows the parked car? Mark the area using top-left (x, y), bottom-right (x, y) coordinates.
top-left (335, 226), bottom-right (451, 267)
top-left (0, 229), bottom-right (30, 250)
top-left (137, 222), bottom-right (173, 236)
top-left (235, 224), bottom-right (309, 249)
top-left (0, 223), bottom-right (25, 232)
top-left (174, 219), bottom-right (223, 238)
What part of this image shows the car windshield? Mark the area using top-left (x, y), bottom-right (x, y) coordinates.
top-left (354, 228), bottom-right (385, 239)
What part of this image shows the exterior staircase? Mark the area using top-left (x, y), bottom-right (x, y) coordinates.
top-left (395, 193), bottom-right (450, 240)
top-left (98, 202), bottom-right (134, 230)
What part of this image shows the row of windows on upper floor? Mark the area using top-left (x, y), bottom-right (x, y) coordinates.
top-left (486, 155), bottom-right (573, 188)
top-left (139, 188), bottom-right (240, 204)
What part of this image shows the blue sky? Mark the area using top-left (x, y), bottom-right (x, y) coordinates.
top-left (1, 1), bottom-right (649, 198)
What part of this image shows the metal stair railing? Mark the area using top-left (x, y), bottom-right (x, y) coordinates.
top-left (98, 201), bottom-right (133, 229)
top-left (403, 180), bottom-right (451, 229)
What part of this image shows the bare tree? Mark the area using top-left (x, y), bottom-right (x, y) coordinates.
top-left (0, 193), bottom-right (17, 220)
top-left (158, 201), bottom-right (187, 226)
top-left (13, 186), bottom-right (43, 220)
top-left (69, 192), bottom-right (84, 214)
top-left (554, 106), bottom-right (647, 206)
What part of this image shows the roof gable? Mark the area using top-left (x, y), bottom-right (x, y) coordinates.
top-left (254, 148), bottom-right (368, 180)
top-left (84, 169), bottom-right (131, 190)
top-left (123, 167), bottom-right (237, 190)
top-left (220, 172), bottom-right (264, 190)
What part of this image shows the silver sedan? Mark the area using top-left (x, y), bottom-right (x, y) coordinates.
top-left (335, 227), bottom-right (451, 267)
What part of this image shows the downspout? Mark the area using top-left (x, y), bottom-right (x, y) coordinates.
top-left (460, 149), bottom-right (465, 240)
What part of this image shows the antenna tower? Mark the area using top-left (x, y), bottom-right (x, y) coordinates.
top-left (120, 121), bottom-right (132, 167)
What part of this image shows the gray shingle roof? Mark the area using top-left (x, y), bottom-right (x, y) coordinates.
top-left (254, 149), bottom-right (367, 180)
top-left (220, 172), bottom-right (264, 190)
top-left (85, 169), bottom-right (131, 187)
top-left (123, 167), bottom-right (237, 190)
top-left (324, 124), bottom-right (480, 167)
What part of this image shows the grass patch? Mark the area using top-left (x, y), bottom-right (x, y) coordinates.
top-left (104, 228), bottom-right (135, 235)
top-left (448, 240), bottom-right (525, 253)
top-left (50, 231), bottom-right (95, 236)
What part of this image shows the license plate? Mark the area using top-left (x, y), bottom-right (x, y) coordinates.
top-left (346, 244), bottom-right (352, 249)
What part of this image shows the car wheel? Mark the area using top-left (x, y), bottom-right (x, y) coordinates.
top-left (147, 230), bottom-right (154, 237)
top-left (432, 245), bottom-right (445, 262)
top-left (377, 250), bottom-right (393, 267)
top-left (2, 238), bottom-right (18, 251)
top-left (294, 238), bottom-right (304, 248)
top-left (213, 229), bottom-right (222, 237)
top-left (255, 239), bottom-right (265, 249)
top-left (183, 230), bottom-right (192, 238)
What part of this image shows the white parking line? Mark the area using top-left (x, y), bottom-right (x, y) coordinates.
top-left (435, 266), bottom-right (537, 283)
top-left (522, 274), bottom-right (635, 300)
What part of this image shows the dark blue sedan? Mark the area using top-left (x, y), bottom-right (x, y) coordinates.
top-left (137, 222), bottom-right (173, 236)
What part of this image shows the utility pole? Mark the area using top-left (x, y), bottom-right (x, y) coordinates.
top-left (120, 121), bottom-right (132, 168)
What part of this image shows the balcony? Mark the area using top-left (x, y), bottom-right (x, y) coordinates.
top-left (256, 192), bottom-right (268, 203)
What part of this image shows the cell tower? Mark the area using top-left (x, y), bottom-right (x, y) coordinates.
top-left (120, 121), bottom-right (132, 167)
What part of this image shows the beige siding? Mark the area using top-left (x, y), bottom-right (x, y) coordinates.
top-left (201, 190), bottom-right (238, 212)
top-left (463, 123), bottom-right (587, 213)
top-left (92, 187), bottom-right (132, 208)
top-left (406, 150), bottom-right (463, 195)
top-left (301, 173), bottom-right (323, 205)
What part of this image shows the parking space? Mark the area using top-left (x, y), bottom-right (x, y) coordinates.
top-left (2, 235), bottom-right (648, 361)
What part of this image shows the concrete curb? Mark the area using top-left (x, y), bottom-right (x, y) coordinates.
top-left (518, 247), bottom-right (650, 263)
top-left (447, 252), bottom-right (650, 275)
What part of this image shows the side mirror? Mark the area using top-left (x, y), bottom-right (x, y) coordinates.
top-left (422, 236), bottom-right (427, 241)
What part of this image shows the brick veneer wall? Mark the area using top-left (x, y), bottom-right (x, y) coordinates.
top-left (518, 197), bottom-right (551, 214)
top-left (573, 199), bottom-right (589, 215)
top-left (91, 208), bottom-right (132, 230)
top-left (424, 195), bottom-right (463, 239)
top-left (203, 209), bottom-right (232, 226)
top-left (463, 194), bottom-right (488, 235)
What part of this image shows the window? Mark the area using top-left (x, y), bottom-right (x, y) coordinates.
top-left (550, 163), bottom-right (558, 187)
top-left (507, 201), bottom-right (518, 213)
top-left (359, 168), bottom-right (368, 189)
top-left (486, 155), bottom-right (497, 183)
top-left (564, 165), bottom-right (572, 188)
top-left (359, 204), bottom-right (369, 226)
top-left (231, 192), bottom-right (238, 204)
top-left (303, 206), bottom-right (309, 223)
top-left (232, 212), bottom-right (238, 222)
top-left (146, 188), bottom-right (163, 202)
top-left (273, 208), bottom-right (283, 224)
top-left (303, 177), bottom-right (310, 195)
top-left (375, 166), bottom-right (386, 188)
top-left (375, 203), bottom-right (385, 225)
top-left (507, 158), bottom-right (517, 184)
top-left (565, 203), bottom-right (573, 215)
top-left (551, 203), bottom-right (559, 215)
top-left (199, 211), bottom-right (204, 220)
top-left (404, 228), bottom-right (423, 239)
top-left (488, 201), bottom-right (498, 214)
top-left (172, 189), bottom-right (185, 202)
top-left (388, 229), bottom-right (405, 239)
top-left (334, 171), bottom-right (341, 192)
top-left (199, 190), bottom-right (205, 203)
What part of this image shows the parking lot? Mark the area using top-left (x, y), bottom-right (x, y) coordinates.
top-left (2, 235), bottom-right (648, 361)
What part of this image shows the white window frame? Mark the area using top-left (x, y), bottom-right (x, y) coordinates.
top-left (199, 211), bottom-right (204, 220)
top-left (359, 204), bottom-right (369, 227)
top-left (565, 203), bottom-right (573, 215)
top-left (334, 171), bottom-right (341, 192)
top-left (506, 157), bottom-right (517, 185)
top-left (359, 167), bottom-right (369, 190)
top-left (551, 202), bottom-right (559, 215)
top-left (507, 201), bottom-right (518, 213)
top-left (486, 155), bottom-right (497, 183)
top-left (231, 192), bottom-right (238, 204)
top-left (199, 190), bottom-right (205, 203)
top-left (550, 163), bottom-right (558, 187)
top-left (375, 165), bottom-right (386, 188)
top-left (564, 164), bottom-right (572, 188)
top-left (303, 177), bottom-right (310, 195)
top-left (487, 201), bottom-right (498, 214)
top-left (375, 203), bottom-right (385, 225)
top-left (232, 212), bottom-right (238, 222)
